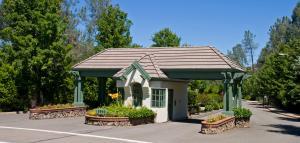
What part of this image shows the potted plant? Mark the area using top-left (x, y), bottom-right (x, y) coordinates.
top-left (233, 107), bottom-right (252, 128)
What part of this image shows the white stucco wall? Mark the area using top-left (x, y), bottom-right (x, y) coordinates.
top-left (116, 69), bottom-right (189, 123)
top-left (150, 80), bottom-right (189, 121)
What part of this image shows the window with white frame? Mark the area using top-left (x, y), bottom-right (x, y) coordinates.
top-left (151, 88), bottom-right (166, 108)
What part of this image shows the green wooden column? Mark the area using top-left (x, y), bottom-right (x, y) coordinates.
top-left (73, 74), bottom-right (84, 107)
top-left (233, 82), bottom-right (238, 108)
top-left (98, 77), bottom-right (107, 106)
top-left (223, 72), bottom-right (234, 115)
top-left (237, 82), bottom-right (242, 107)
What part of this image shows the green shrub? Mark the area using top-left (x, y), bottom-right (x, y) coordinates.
top-left (243, 95), bottom-right (251, 100)
top-left (210, 102), bottom-right (220, 110)
top-left (218, 102), bottom-right (224, 109)
top-left (205, 104), bottom-right (213, 111)
top-left (188, 89), bottom-right (199, 106)
top-left (198, 94), bottom-right (210, 106)
top-left (233, 107), bottom-right (252, 119)
top-left (207, 93), bottom-right (223, 103)
top-left (89, 105), bottom-right (156, 119)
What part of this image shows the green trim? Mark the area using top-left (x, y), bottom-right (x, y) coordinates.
top-left (121, 60), bottom-right (151, 81)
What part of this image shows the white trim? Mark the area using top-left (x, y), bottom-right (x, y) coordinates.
top-left (0, 126), bottom-right (151, 143)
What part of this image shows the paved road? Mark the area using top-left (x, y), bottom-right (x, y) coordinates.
top-left (0, 101), bottom-right (299, 143)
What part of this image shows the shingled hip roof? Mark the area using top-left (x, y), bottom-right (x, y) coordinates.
top-left (73, 46), bottom-right (245, 79)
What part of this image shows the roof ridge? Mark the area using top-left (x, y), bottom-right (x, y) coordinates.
top-left (107, 46), bottom-right (210, 50)
top-left (148, 54), bottom-right (164, 78)
top-left (137, 53), bottom-right (167, 78)
top-left (210, 46), bottom-right (235, 69)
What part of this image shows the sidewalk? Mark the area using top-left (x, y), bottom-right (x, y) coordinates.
top-left (246, 100), bottom-right (300, 119)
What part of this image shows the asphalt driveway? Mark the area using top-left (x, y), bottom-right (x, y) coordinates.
top-left (0, 101), bottom-right (299, 143)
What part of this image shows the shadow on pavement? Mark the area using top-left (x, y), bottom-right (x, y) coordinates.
top-left (277, 116), bottom-right (300, 122)
top-left (172, 118), bottom-right (203, 124)
top-left (263, 124), bottom-right (300, 136)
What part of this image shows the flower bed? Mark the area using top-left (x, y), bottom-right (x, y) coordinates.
top-left (29, 104), bottom-right (86, 120)
top-left (233, 108), bottom-right (252, 128)
top-left (85, 105), bottom-right (155, 126)
top-left (201, 114), bottom-right (235, 134)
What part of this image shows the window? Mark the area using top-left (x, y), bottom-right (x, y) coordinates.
top-left (131, 83), bottom-right (143, 107)
top-left (151, 88), bottom-right (166, 108)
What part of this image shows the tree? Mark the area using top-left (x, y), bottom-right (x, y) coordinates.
top-left (242, 30), bottom-right (258, 71)
top-left (0, 0), bottom-right (72, 107)
top-left (269, 17), bottom-right (292, 50)
top-left (96, 4), bottom-right (132, 50)
top-left (152, 28), bottom-right (181, 47)
top-left (0, 48), bottom-right (18, 111)
top-left (227, 44), bottom-right (247, 66)
top-left (130, 43), bottom-right (143, 48)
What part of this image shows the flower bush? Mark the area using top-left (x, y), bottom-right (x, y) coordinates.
top-left (86, 105), bottom-right (156, 119)
top-left (233, 107), bottom-right (252, 119)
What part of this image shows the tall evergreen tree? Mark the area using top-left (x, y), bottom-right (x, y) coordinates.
top-left (227, 44), bottom-right (247, 66)
top-left (242, 30), bottom-right (258, 71)
top-left (0, 0), bottom-right (72, 107)
top-left (152, 28), bottom-right (181, 47)
top-left (96, 4), bottom-right (132, 50)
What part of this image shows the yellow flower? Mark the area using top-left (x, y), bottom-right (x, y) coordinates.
top-left (108, 93), bottom-right (120, 100)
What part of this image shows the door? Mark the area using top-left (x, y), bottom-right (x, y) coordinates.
top-left (168, 89), bottom-right (174, 120)
top-left (131, 83), bottom-right (143, 107)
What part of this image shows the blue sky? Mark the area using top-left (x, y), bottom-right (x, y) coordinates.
top-left (112, 0), bottom-right (298, 62)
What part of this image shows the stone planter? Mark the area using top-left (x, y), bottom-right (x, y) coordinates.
top-left (29, 106), bottom-right (86, 120)
top-left (85, 115), bottom-right (154, 126)
top-left (235, 117), bottom-right (250, 128)
top-left (201, 116), bottom-right (235, 134)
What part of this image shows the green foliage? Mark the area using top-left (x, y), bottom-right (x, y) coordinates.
top-left (152, 28), bottom-right (181, 47)
top-left (0, 0), bottom-right (73, 108)
top-left (188, 80), bottom-right (223, 112)
top-left (204, 104), bottom-right (213, 112)
top-left (188, 89), bottom-right (199, 106)
top-left (233, 108), bottom-right (252, 119)
top-left (227, 44), bottom-right (247, 66)
top-left (96, 4), bottom-right (132, 50)
top-left (0, 61), bottom-right (19, 111)
top-left (83, 77), bottom-right (99, 108)
top-left (244, 39), bottom-right (300, 109)
top-left (89, 105), bottom-right (156, 119)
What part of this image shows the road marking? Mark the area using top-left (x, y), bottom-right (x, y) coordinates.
top-left (0, 126), bottom-right (151, 143)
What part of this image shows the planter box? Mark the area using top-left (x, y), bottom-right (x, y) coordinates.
top-left (29, 106), bottom-right (86, 120)
top-left (85, 115), bottom-right (154, 126)
top-left (201, 116), bottom-right (235, 134)
top-left (235, 117), bottom-right (250, 128)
